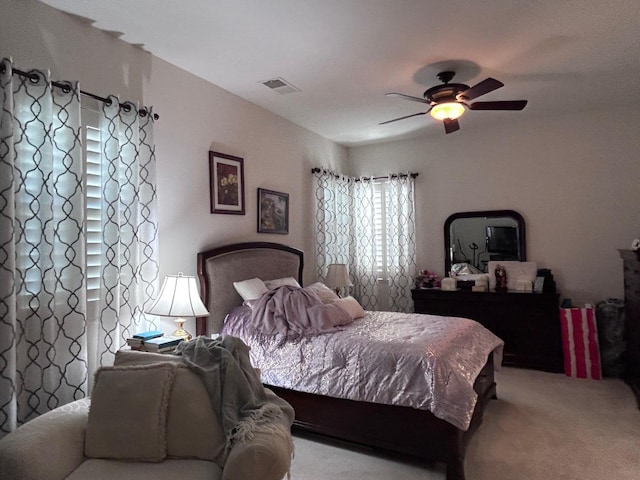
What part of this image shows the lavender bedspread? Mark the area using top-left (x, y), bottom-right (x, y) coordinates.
top-left (222, 306), bottom-right (503, 431)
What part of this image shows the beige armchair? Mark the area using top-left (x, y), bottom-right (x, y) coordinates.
top-left (0, 350), bottom-right (294, 480)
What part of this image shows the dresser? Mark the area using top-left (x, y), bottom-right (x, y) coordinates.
top-left (619, 250), bottom-right (640, 407)
top-left (412, 288), bottom-right (563, 372)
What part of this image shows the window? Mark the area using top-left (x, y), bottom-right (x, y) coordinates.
top-left (372, 180), bottom-right (388, 280)
top-left (82, 105), bottom-right (101, 306)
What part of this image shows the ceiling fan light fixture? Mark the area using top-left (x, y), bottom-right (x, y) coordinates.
top-left (430, 102), bottom-right (465, 121)
top-left (382, 72), bottom-right (526, 133)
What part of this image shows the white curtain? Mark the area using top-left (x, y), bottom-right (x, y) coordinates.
top-left (312, 169), bottom-right (416, 312)
top-left (384, 174), bottom-right (417, 312)
top-left (0, 58), bottom-right (159, 437)
top-left (93, 95), bottom-right (159, 369)
top-left (312, 171), bottom-right (378, 309)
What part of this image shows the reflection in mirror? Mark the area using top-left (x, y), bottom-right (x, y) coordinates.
top-left (444, 210), bottom-right (526, 275)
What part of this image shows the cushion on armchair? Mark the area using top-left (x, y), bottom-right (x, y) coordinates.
top-left (166, 366), bottom-right (226, 463)
top-left (85, 363), bottom-right (176, 462)
top-left (113, 350), bottom-right (226, 465)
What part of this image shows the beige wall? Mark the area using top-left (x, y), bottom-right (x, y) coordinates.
top-left (2, 0), bottom-right (347, 333)
top-left (347, 109), bottom-right (640, 304)
top-left (4, 0), bottom-right (638, 318)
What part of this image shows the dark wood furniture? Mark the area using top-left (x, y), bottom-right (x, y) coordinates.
top-left (444, 209), bottom-right (526, 275)
top-left (412, 288), bottom-right (563, 372)
top-left (197, 242), bottom-right (498, 480)
top-left (620, 249), bottom-right (640, 407)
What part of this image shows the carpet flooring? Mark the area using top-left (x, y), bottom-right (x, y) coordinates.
top-left (288, 367), bottom-right (640, 479)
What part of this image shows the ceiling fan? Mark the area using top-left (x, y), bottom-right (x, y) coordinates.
top-left (380, 71), bottom-right (528, 134)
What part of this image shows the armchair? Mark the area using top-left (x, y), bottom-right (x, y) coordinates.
top-left (0, 348), bottom-right (294, 480)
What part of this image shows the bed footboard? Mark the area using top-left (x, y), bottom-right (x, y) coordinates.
top-left (269, 354), bottom-right (495, 480)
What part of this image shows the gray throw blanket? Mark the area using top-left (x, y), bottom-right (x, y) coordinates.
top-left (175, 335), bottom-right (291, 460)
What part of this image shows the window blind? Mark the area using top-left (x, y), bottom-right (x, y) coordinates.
top-left (83, 107), bottom-right (101, 303)
top-left (373, 180), bottom-right (387, 280)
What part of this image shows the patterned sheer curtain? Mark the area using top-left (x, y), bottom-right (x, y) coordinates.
top-left (0, 58), bottom-right (159, 438)
top-left (93, 95), bottom-right (159, 369)
top-left (312, 168), bottom-right (416, 312)
top-left (384, 175), bottom-right (417, 312)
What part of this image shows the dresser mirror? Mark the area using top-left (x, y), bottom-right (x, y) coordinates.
top-left (444, 210), bottom-right (526, 275)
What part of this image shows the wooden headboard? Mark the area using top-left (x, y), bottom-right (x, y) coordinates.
top-left (196, 242), bottom-right (304, 335)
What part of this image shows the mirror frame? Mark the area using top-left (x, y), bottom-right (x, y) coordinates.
top-left (444, 209), bottom-right (526, 275)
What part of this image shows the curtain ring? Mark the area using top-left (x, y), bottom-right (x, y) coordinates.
top-left (58, 81), bottom-right (72, 94)
top-left (27, 70), bottom-right (41, 84)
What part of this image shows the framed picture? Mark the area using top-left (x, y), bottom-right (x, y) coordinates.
top-left (257, 188), bottom-right (289, 234)
top-left (209, 151), bottom-right (245, 214)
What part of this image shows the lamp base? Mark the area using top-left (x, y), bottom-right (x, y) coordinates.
top-left (172, 318), bottom-right (192, 342)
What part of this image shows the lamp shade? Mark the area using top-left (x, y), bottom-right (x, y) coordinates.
top-left (146, 273), bottom-right (210, 318)
top-left (430, 102), bottom-right (465, 120)
top-left (325, 264), bottom-right (353, 289)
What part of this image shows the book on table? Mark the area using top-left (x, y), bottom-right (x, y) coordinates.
top-left (127, 330), bottom-right (165, 350)
top-left (126, 337), bottom-right (144, 348)
top-left (132, 330), bottom-right (164, 340)
top-left (142, 335), bottom-right (183, 352)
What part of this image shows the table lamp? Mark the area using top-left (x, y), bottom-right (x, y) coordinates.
top-left (146, 273), bottom-right (210, 341)
top-left (325, 263), bottom-right (353, 297)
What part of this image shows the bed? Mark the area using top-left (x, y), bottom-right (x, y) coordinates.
top-left (196, 242), bottom-right (502, 480)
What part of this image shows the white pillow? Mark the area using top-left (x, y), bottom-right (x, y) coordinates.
top-left (233, 277), bottom-right (269, 301)
top-left (264, 277), bottom-right (301, 290)
top-left (332, 296), bottom-right (366, 320)
top-left (305, 282), bottom-right (340, 304)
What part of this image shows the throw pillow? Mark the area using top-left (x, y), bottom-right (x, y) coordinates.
top-left (233, 277), bottom-right (269, 301)
top-left (85, 363), bottom-right (176, 462)
top-left (114, 350), bottom-right (226, 465)
top-left (332, 295), bottom-right (366, 322)
top-left (305, 282), bottom-right (340, 304)
top-left (264, 276), bottom-right (301, 290)
top-left (166, 366), bottom-right (226, 465)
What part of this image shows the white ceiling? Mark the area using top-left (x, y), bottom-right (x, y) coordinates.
top-left (39, 0), bottom-right (640, 146)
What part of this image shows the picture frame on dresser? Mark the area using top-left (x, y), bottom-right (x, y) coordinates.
top-left (209, 151), bottom-right (245, 215)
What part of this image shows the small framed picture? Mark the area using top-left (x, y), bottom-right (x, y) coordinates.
top-left (257, 188), bottom-right (289, 234)
top-left (534, 276), bottom-right (545, 293)
top-left (209, 151), bottom-right (245, 215)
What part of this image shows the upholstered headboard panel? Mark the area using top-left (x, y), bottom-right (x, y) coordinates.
top-left (196, 242), bottom-right (304, 335)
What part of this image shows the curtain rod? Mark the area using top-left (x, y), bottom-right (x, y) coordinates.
top-left (311, 167), bottom-right (419, 181)
top-left (3, 64), bottom-right (159, 120)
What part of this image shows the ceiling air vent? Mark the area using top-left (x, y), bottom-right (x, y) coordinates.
top-left (261, 77), bottom-right (300, 95)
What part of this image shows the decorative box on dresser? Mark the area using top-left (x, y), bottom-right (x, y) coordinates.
top-left (412, 288), bottom-right (563, 372)
top-left (619, 249), bottom-right (640, 407)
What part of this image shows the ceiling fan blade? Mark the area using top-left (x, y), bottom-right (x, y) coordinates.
top-left (385, 92), bottom-right (430, 104)
top-left (469, 100), bottom-right (528, 111)
top-left (443, 118), bottom-right (460, 134)
top-left (458, 78), bottom-right (504, 101)
top-left (379, 111), bottom-right (429, 125)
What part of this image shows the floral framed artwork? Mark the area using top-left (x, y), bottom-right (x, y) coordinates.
top-left (257, 188), bottom-right (289, 234)
top-left (209, 151), bottom-right (245, 214)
